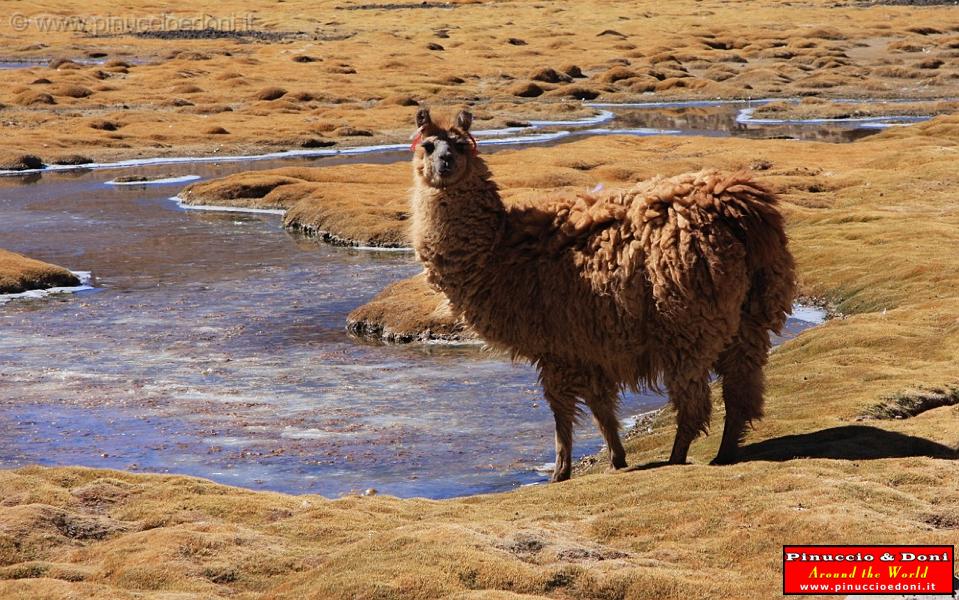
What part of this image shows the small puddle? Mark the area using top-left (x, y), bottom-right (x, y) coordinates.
top-left (0, 61), bottom-right (47, 70)
top-left (0, 57), bottom-right (149, 70)
top-left (0, 97), bottom-right (903, 498)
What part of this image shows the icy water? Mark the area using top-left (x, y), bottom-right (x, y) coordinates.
top-left (0, 58), bottom-right (143, 70)
top-left (0, 99), bottom-right (899, 498)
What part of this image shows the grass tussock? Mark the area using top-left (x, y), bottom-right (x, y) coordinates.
top-left (863, 386), bottom-right (959, 420)
top-left (0, 249), bottom-right (79, 294)
top-left (347, 272), bottom-right (477, 343)
top-left (0, 153), bottom-right (44, 171)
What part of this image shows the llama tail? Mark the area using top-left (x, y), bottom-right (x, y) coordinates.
top-left (714, 172), bottom-right (797, 334)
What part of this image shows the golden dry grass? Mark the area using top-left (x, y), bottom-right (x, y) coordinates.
top-left (347, 272), bottom-right (476, 343)
top-left (1, 0), bottom-right (959, 166)
top-left (0, 248), bottom-right (79, 294)
top-left (2, 459), bottom-right (957, 599)
top-left (751, 98), bottom-right (959, 120)
top-left (4, 113), bottom-right (959, 599)
top-left (179, 165), bottom-right (413, 246)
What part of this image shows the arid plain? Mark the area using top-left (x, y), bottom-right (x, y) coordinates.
top-left (1, 0), bottom-right (959, 599)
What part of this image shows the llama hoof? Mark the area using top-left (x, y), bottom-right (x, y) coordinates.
top-left (549, 471), bottom-right (571, 483)
top-left (609, 457), bottom-right (628, 472)
top-left (709, 453), bottom-right (738, 466)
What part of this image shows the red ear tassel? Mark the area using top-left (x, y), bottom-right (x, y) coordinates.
top-left (468, 132), bottom-right (478, 156)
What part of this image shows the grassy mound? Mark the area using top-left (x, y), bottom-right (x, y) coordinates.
top-left (179, 165), bottom-right (413, 247)
top-left (751, 98), bottom-right (959, 120)
top-left (0, 249), bottom-right (79, 294)
top-left (346, 272), bottom-right (477, 343)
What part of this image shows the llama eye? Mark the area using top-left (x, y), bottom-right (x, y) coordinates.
top-left (421, 141), bottom-right (435, 154)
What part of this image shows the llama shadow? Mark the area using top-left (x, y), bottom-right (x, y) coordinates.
top-left (622, 460), bottom-right (672, 473)
top-left (738, 425), bottom-right (958, 462)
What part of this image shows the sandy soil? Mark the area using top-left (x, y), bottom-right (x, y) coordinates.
top-left (1, 0), bottom-right (959, 167)
top-left (0, 248), bottom-right (79, 293)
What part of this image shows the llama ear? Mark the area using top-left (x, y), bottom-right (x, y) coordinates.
top-left (455, 110), bottom-right (473, 132)
top-left (415, 107), bottom-right (432, 128)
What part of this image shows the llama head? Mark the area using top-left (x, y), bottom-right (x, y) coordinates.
top-left (411, 107), bottom-right (477, 188)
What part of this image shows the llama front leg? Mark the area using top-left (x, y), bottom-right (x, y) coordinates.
top-left (666, 370), bottom-right (712, 465)
top-left (541, 364), bottom-right (578, 483)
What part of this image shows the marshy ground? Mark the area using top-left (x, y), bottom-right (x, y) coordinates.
top-left (2, 0), bottom-right (959, 598)
top-left (2, 0), bottom-right (959, 168)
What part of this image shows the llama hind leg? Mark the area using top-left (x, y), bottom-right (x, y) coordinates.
top-left (583, 376), bottom-right (627, 471)
top-left (540, 364), bottom-right (579, 483)
top-left (666, 370), bottom-right (712, 465)
top-left (713, 322), bottom-right (770, 465)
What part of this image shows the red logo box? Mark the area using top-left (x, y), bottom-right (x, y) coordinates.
top-left (783, 545), bottom-right (955, 595)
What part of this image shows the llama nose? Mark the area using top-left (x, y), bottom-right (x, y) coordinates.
top-left (438, 154), bottom-right (454, 174)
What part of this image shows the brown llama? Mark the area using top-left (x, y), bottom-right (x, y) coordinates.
top-left (408, 107), bottom-right (796, 482)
